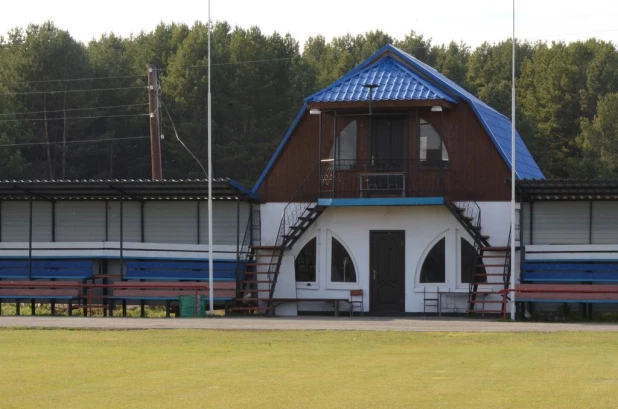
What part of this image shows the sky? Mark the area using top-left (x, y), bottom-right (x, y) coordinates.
top-left (1, 0), bottom-right (617, 49)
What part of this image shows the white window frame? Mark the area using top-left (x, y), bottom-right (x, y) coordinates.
top-left (294, 231), bottom-right (320, 290)
top-left (457, 231), bottom-right (476, 289)
top-left (416, 229), bottom-right (449, 286)
top-left (325, 230), bottom-right (360, 289)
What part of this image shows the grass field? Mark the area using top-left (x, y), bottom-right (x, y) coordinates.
top-left (1, 329), bottom-right (618, 408)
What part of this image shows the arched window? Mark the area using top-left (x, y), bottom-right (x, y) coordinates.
top-left (461, 238), bottom-right (486, 284)
top-left (331, 237), bottom-right (356, 283)
top-left (419, 118), bottom-right (448, 167)
top-left (295, 237), bottom-right (317, 282)
top-left (329, 120), bottom-right (357, 169)
top-left (420, 237), bottom-right (446, 283)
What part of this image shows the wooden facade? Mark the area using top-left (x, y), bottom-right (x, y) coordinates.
top-left (256, 101), bottom-right (512, 203)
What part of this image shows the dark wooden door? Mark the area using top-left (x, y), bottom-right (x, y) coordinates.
top-left (372, 118), bottom-right (406, 172)
top-left (370, 231), bottom-right (405, 314)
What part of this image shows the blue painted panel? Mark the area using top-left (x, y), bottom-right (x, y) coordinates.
top-left (124, 260), bottom-right (244, 281)
top-left (318, 197), bottom-right (444, 206)
top-left (0, 260), bottom-right (93, 279)
top-left (522, 261), bottom-right (618, 282)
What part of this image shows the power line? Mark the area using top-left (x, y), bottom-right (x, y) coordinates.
top-left (0, 113), bottom-right (149, 123)
top-left (0, 103), bottom-right (149, 117)
top-left (0, 135), bottom-right (150, 148)
top-left (3, 86), bottom-right (146, 96)
top-left (159, 56), bottom-right (297, 71)
top-left (0, 74), bottom-right (145, 87)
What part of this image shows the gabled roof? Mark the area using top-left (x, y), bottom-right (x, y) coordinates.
top-left (305, 56), bottom-right (457, 104)
top-left (253, 44), bottom-right (544, 193)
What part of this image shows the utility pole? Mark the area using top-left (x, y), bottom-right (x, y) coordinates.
top-left (148, 64), bottom-right (163, 180)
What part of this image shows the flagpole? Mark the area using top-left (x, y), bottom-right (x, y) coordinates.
top-left (207, 0), bottom-right (214, 316)
top-left (510, 0), bottom-right (517, 320)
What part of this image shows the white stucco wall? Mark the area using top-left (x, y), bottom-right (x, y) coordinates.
top-left (260, 202), bottom-right (517, 315)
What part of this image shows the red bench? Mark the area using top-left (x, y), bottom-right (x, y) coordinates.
top-left (109, 281), bottom-right (236, 317)
top-left (516, 284), bottom-right (618, 303)
top-left (0, 280), bottom-right (80, 316)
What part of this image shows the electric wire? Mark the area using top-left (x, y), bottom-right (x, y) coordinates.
top-left (0, 103), bottom-right (149, 117)
top-left (0, 135), bottom-right (149, 148)
top-left (3, 86), bottom-right (146, 96)
top-left (159, 97), bottom-right (208, 178)
top-left (0, 113), bottom-right (149, 123)
top-left (0, 74), bottom-right (145, 86)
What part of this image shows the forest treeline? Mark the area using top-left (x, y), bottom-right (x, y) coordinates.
top-left (1, 21), bottom-right (618, 186)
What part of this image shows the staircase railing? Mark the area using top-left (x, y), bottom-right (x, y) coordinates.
top-left (503, 226), bottom-right (512, 290)
top-left (446, 172), bottom-right (484, 246)
top-left (235, 214), bottom-right (254, 299)
top-left (265, 164), bottom-right (321, 308)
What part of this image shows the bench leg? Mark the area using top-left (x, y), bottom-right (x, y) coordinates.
top-left (140, 301), bottom-right (145, 318)
top-left (122, 300), bottom-right (127, 317)
top-left (31, 300), bottom-right (36, 316)
top-left (108, 299), bottom-right (114, 317)
top-left (334, 301), bottom-right (339, 317)
top-left (51, 301), bottom-right (56, 316)
top-left (68, 302), bottom-right (73, 317)
top-left (165, 300), bottom-right (171, 318)
top-left (15, 300), bottom-right (20, 316)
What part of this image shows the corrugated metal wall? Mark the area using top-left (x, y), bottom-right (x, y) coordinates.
top-left (591, 202), bottom-right (618, 244)
top-left (522, 203), bottom-right (531, 245)
top-left (0, 201), bottom-right (52, 242)
top-left (56, 201), bottom-right (106, 242)
top-left (144, 202), bottom-right (198, 244)
top-left (531, 202), bottom-right (589, 245)
top-left (107, 201), bottom-right (141, 242)
top-left (199, 201), bottom-right (249, 245)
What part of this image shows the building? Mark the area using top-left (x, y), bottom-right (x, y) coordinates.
top-left (250, 44), bottom-right (544, 316)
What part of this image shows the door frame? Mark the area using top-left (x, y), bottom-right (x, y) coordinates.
top-left (369, 230), bottom-right (406, 314)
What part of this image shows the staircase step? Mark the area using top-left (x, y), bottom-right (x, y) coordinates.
top-left (251, 245), bottom-right (281, 250)
top-left (476, 264), bottom-right (508, 268)
top-left (243, 271), bottom-right (275, 275)
top-left (298, 216), bottom-right (316, 222)
top-left (471, 282), bottom-right (506, 285)
top-left (468, 300), bottom-right (504, 304)
top-left (466, 309), bottom-right (503, 314)
top-left (480, 246), bottom-right (510, 251)
top-left (241, 280), bottom-right (273, 284)
top-left (246, 262), bottom-right (280, 266)
top-left (477, 255), bottom-right (509, 258)
top-left (474, 273), bottom-right (507, 277)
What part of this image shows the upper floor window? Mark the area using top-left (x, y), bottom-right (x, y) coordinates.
top-left (330, 237), bottom-right (357, 283)
top-left (295, 237), bottom-right (317, 282)
top-left (419, 118), bottom-right (448, 167)
top-left (420, 237), bottom-right (446, 283)
top-left (329, 120), bottom-right (357, 169)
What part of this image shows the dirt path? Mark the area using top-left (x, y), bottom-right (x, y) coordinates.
top-left (1, 316), bottom-right (618, 332)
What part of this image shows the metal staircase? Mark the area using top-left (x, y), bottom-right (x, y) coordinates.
top-left (445, 195), bottom-right (511, 317)
top-left (231, 165), bottom-right (322, 315)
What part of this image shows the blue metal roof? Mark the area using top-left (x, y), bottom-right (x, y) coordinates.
top-left (305, 56), bottom-right (457, 104)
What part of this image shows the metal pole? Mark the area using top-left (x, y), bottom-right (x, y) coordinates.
top-left (207, 0), bottom-right (214, 316)
top-left (28, 198), bottom-right (33, 280)
top-left (318, 113), bottom-right (322, 195)
top-left (148, 64), bottom-right (163, 180)
top-left (509, 0), bottom-right (517, 320)
top-left (120, 196), bottom-right (124, 280)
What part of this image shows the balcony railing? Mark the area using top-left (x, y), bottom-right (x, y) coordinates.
top-left (319, 159), bottom-right (470, 200)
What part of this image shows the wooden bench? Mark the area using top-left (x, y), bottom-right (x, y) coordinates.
top-left (522, 260), bottom-right (618, 282)
top-left (516, 283), bottom-right (618, 303)
top-left (110, 259), bottom-right (244, 317)
top-left (271, 298), bottom-right (351, 316)
top-left (0, 280), bottom-right (80, 316)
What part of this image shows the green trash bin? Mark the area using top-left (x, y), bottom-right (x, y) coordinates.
top-left (179, 295), bottom-right (206, 317)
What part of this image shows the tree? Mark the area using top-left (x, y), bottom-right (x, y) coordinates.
top-left (577, 92), bottom-right (618, 177)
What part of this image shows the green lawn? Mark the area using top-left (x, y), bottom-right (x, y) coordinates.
top-left (1, 329), bottom-right (618, 409)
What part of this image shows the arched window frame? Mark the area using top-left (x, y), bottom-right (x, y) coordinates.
top-left (326, 230), bottom-right (359, 289)
top-left (457, 232), bottom-right (486, 288)
top-left (419, 118), bottom-right (449, 168)
top-left (294, 232), bottom-right (320, 289)
top-left (416, 230), bottom-right (449, 285)
top-left (328, 120), bottom-right (357, 170)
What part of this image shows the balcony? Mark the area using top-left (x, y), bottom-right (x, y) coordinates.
top-left (318, 159), bottom-right (472, 204)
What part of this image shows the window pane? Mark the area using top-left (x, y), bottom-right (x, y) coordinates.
top-left (420, 238), bottom-right (446, 283)
top-left (329, 120), bottom-right (357, 169)
top-left (295, 238), bottom-right (317, 282)
top-left (420, 119), bottom-right (448, 165)
top-left (331, 237), bottom-right (356, 282)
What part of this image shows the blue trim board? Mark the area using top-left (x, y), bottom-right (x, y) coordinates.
top-left (228, 179), bottom-right (260, 201)
top-left (317, 197), bottom-right (444, 206)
